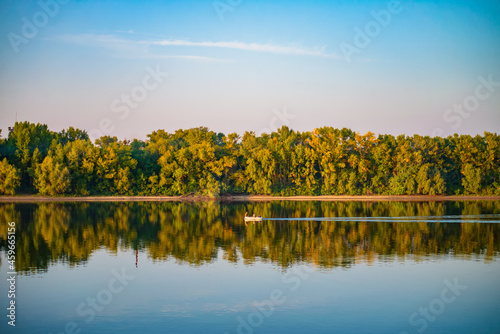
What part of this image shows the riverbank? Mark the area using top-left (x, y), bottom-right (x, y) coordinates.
top-left (1, 194), bottom-right (500, 203)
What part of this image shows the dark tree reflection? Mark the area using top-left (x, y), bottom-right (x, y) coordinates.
top-left (1, 201), bottom-right (499, 274)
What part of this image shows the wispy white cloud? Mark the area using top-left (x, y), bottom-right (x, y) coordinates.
top-left (57, 34), bottom-right (142, 52)
top-left (55, 34), bottom-right (339, 60)
top-left (137, 54), bottom-right (230, 62)
top-left (152, 39), bottom-right (337, 58)
top-left (116, 29), bottom-right (135, 34)
top-left (55, 34), bottom-right (228, 62)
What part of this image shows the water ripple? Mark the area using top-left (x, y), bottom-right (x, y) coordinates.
top-left (264, 214), bottom-right (500, 223)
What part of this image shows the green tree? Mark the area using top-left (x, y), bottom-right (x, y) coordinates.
top-left (34, 156), bottom-right (70, 195)
top-left (416, 164), bottom-right (446, 195)
top-left (0, 158), bottom-right (21, 195)
top-left (239, 131), bottom-right (274, 195)
top-left (94, 136), bottom-right (137, 195)
top-left (371, 134), bottom-right (396, 194)
top-left (130, 139), bottom-right (160, 195)
top-left (64, 139), bottom-right (96, 195)
top-left (6, 122), bottom-right (54, 192)
top-left (462, 163), bottom-right (482, 194)
top-left (308, 127), bottom-right (353, 195)
top-left (483, 132), bottom-right (500, 194)
top-left (57, 127), bottom-right (89, 146)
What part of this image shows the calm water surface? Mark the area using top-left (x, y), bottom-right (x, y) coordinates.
top-left (1, 201), bottom-right (499, 334)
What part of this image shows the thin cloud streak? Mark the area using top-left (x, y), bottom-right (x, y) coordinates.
top-left (55, 34), bottom-right (339, 60)
top-left (55, 34), bottom-right (228, 62)
top-left (152, 39), bottom-right (337, 58)
top-left (136, 54), bottom-right (231, 62)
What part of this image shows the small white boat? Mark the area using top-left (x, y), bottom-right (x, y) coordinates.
top-left (244, 216), bottom-right (263, 222)
top-left (244, 212), bottom-right (263, 222)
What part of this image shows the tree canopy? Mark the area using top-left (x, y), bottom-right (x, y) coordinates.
top-left (0, 121), bottom-right (498, 196)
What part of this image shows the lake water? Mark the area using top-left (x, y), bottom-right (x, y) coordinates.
top-left (1, 201), bottom-right (499, 334)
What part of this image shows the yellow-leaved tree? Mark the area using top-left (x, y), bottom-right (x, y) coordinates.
top-left (0, 158), bottom-right (20, 195)
top-left (34, 156), bottom-right (70, 195)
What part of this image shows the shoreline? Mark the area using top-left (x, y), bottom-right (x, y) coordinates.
top-left (1, 194), bottom-right (500, 203)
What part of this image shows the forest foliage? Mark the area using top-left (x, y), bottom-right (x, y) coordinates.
top-left (0, 121), bottom-right (499, 196)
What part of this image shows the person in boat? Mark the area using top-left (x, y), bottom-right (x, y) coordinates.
top-left (245, 212), bottom-right (258, 225)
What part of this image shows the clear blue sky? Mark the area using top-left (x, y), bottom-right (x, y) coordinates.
top-left (1, 0), bottom-right (499, 140)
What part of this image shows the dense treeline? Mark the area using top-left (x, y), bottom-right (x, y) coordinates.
top-left (1, 201), bottom-right (499, 273)
top-left (0, 121), bottom-right (499, 196)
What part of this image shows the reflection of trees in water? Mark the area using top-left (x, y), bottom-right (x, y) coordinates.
top-left (0, 201), bottom-right (499, 273)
